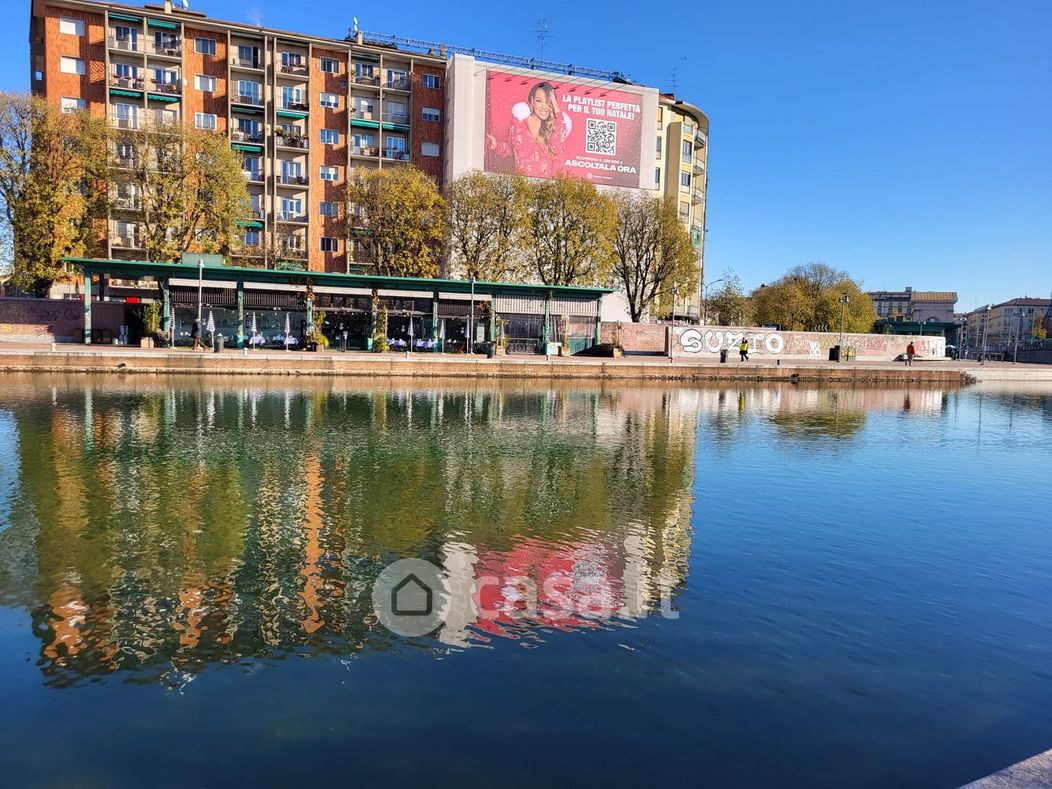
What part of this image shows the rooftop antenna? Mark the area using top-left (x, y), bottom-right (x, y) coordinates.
top-left (352, 17), bottom-right (359, 35)
top-left (667, 56), bottom-right (686, 95)
top-left (534, 18), bottom-right (551, 59)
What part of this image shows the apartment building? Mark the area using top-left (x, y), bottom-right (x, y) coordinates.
top-left (963, 297), bottom-right (1052, 347)
top-left (866, 287), bottom-right (958, 323)
top-left (655, 96), bottom-right (708, 321)
top-left (29, 0), bottom-right (447, 273)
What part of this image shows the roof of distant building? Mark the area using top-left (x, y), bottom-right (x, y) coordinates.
top-left (911, 291), bottom-right (958, 303)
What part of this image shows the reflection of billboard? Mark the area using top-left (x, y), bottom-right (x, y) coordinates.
top-left (484, 69), bottom-right (643, 187)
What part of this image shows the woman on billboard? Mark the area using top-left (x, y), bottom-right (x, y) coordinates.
top-left (486, 82), bottom-right (571, 178)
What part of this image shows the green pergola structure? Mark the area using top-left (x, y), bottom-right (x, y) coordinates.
top-left (65, 257), bottom-right (612, 352)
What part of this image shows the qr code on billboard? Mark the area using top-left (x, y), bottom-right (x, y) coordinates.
top-left (585, 118), bottom-right (617, 156)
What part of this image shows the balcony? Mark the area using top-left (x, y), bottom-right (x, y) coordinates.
top-left (278, 174), bottom-right (309, 187)
top-left (385, 77), bottom-right (410, 91)
top-left (382, 111), bottom-right (408, 124)
top-left (281, 101), bottom-right (310, 113)
top-left (234, 94), bottom-right (264, 107)
top-left (110, 74), bottom-right (145, 90)
top-left (148, 110), bottom-right (179, 127)
top-left (353, 74), bottom-right (380, 87)
top-left (278, 245), bottom-right (307, 259)
top-left (276, 133), bottom-right (308, 150)
top-left (277, 211), bottom-right (308, 224)
top-left (279, 63), bottom-right (309, 77)
top-left (351, 109), bottom-right (376, 121)
top-left (109, 113), bottom-right (140, 130)
top-left (146, 39), bottom-right (182, 58)
top-left (149, 79), bottom-right (180, 96)
top-left (382, 149), bottom-right (410, 161)
top-left (113, 195), bottom-right (141, 211)
top-left (114, 155), bottom-right (139, 169)
top-left (230, 55), bottom-right (263, 70)
top-left (111, 233), bottom-right (142, 249)
top-left (108, 36), bottom-right (141, 53)
top-left (246, 207), bottom-right (265, 220)
top-left (352, 145), bottom-right (378, 157)
top-left (231, 130), bottom-right (264, 144)
top-left (242, 170), bottom-right (264, 183)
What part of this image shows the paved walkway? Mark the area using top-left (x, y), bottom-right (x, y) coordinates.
top-left (963, 748), bottom-right (1052, 788)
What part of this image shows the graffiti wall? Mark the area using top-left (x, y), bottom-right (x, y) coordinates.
top-left (601, 323), bottom-right (946, 360)
top-left (0, 299), bottom-right (124, 343)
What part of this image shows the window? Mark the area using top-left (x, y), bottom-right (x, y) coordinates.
top-left (195, 74), bottom-right (216, 92)
top-left (320, 201), bottom-right (339, 217)
top-left (421, 106), bottom-right (441, 123)
top-left (386, 69), bottom-right (408, 89)
top-left (656, 136), bottom-right (662, 154)
top-left (320, 165), bottom-right (339, 181)
top-left (320, 57), bottom-right (339, 74)
top-left (243, 156), bottom-right (262, 178)
top-left (681, 139), bottom-right (692, 161)
top-left (681, 172), bottom-right (691, 188)
top-left (238, 80), bottom-right (261, 103)
top-left (320, 129), bottom-right (340, 145)
top-left (243, 229), bottom-right (261, 247)
top-left (320, 92), bottom-right (339, 109)
top-left (280, 52), bottom-right (305, 69)
top-left (356, 97), bottom-right (375, 117)
top-left (421, 142), bottom-right (440, 158)
top-left (281, 197), bottom-right (302, 218)
top-left (320, 237), bottom-right (339, 252)
top-left (281, 86), bottom-right (303, 109)
top-left (655, 167), bottom-right (661, 185)
top-left (281, 161), bottom-right (303, 180)
top-left (194, 38), bottom-right (216, 56)
top-left (61, 97), bottom-right (87, 114)
top-left (60, 57), bottom-right (85, 76)
top-left (195, 113), bottom-right (217, 130)
top-left (354, 62), bottom-right (375, 81)
top-left (59, 17), bottom-right (85, 36)
top-left (154, 68), bottom-right (177, 86)
top-left (386, 136), bottom-right (406, 153)
top-left (422, 73), bottom-right (440, 89)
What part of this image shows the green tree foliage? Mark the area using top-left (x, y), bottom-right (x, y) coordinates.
top-left (749, 262), bottom-right (876, 332)
top-left (707, 273), bottom-right (747, 326)
top-left (345, 166), bottom-right (447, 278)
top-left (518, 175), bottom-right (617, 286)
top-left (445, 171), bottom-right (526, 282)
top-left (610, 192), bottom-right (698, 322)
top-left (113, 121), bottom-right (248, 263)
top-left (371, 298), bottom-right (389, 352)
top-left (0, 92), bottom-right (109, 295)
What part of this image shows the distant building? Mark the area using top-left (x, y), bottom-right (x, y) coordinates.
top-left (962, 297), bottom-right (1052, 347)
top-left (867, 287), bottom-right (958, 323)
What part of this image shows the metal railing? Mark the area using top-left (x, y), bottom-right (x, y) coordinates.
top-left (232, 130), bottom-right (264, 144)
top-left (247, 207), bottom-right (265, 219)
top-left (277, 211), bottom-right (308, 223)
top-left (113, 196), bottom-right (141, 211)
top-left (110, 234), bottom-right (142, 249)
top-left (149, 79), bottom-right (180, 95)
top-left (108, 36), bottom-right (140, 52)
top-left (382, 148), bottom-right (410, 161)
top-left (109, 113), bottom-right (140, 130)
top-left (382, 111), bottom-right (408, 123)
top-left (110, 75), bottom-right (144, 90)
top-left (281, 101), bottom-right (310, 112)
top-left (234, 94), bottom-right (264, 106)
top-left (146, 40), bottom-right (182, 57)
top-left (276, 134), bottom-right (308, 149)
top-left (354, 75), bottom-right (380, 86)
top-left (279, 63), bottom-right (309, 76)
top-left (351, 109), bottom-right (376, 120)
top-left (242, 170), bottom-right (264, 182)
top-left (279, 174), bottom-right (308, 186)
top-left (230, 56), bottom-right (262, 69)
top-left (352, 146), bottom-right (378, 157)
top-left (386, 77), bottom-right (410, 90)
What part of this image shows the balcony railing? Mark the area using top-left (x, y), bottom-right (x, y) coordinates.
top-left (113, 196), bottom-right (141, 211)
top-left (111, 234), bottom-right (142, 249)
top-left (382, 149), bottom-right (409, 161)
top-left (351, 109), bottom-right (376, 120)
top-left (279, 174), bottom-right (308, 186)
top-left (242, 170), bottom-right (264, 182)
top-left (147, 40), bottom-right (182, 58)
top-left (354, 75), bottom-right (380, 87)
top-left (149, 111), bottom-right (179, 126)
top-left (247, 207), bottom-right (265, 220)
top-left (108, 36), bottom-right (140, 52)
top-left (110, 74), bottom-right (144, 89)
top-left (149, 79), bottom-right (180, 95)
top-left (277, 211), bottom-right (308, 223)
top-left (281, 101), bottom-right (310, 112)
top-left (278, 245), bottom-right (307, 259)
top-left (279, 63), bottom-right (309, 76)
top-left (114, 155), bottom-right (139, 169)
top-left (230, 56), bottom-right (262, 70)
top-left (352, 145), bottom-right (378, 157)
top-left (234, 94), bottom-right (264, 106)
top-left (232, 130), bottom-right (264, 144)
top-left (109, 113), bottom-right (140, 130)
top-left (386, 77), bottom-right (410, 91)
top-left (382, 111), bottom-right (408, 123)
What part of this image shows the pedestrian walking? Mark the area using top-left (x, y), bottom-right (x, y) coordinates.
top-left (190, 318), bottom-right (207, 352)
top-left (905, 340), bottom-right (916, 367)
top-left (739, 338), bottom-right (749, 362)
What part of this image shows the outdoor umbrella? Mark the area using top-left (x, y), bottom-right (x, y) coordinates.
top-left (206, 311), bottom-right (215, 336)
top-left (284, 313), bottom-right (291, 350)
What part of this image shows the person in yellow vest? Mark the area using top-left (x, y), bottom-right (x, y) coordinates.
top-left (739, 338), bottom-right (749, 361)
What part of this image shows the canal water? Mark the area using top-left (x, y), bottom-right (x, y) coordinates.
top-left (0, 375), bottom-right (1050, 787)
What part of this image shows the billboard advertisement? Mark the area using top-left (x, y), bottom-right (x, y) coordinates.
top-left (484, 69), bottom-right (644, 187)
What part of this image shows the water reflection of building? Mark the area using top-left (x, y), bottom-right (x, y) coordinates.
top-left (0, 379), bottom-right (699, 686)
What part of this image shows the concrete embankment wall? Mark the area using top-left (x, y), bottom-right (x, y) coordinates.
top-left (0, 350), bottom-right (968, 385)
top-left (603, 323), bottom-right (947, 361)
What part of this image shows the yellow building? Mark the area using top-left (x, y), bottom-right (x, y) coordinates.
top-left (655, 96), bottom-right (709, 322)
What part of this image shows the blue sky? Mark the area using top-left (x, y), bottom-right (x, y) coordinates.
top-left (3, 0), bottom-right (1049, 309)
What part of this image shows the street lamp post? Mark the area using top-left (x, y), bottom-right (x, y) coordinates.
top-left (980, 305), bottom-right (991, 364)
top-left (196, 258), bottom-right (204, 325)
top-left (838, 294), bottom-right (849, 361)
top-left (701, 277), bottom-right (726, 326)
top-left (669, 285), bottom-right (679, 363)
top-left (467, 275), bottom-right (475, 355)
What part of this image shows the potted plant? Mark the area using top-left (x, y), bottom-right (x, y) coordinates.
top-left (305, 309), bottom-right (329, 352)
top-left (139, 301), bottom-right (162, 348)
top-left (494, 318), bottom-right (509, 355)
top-left (558, 315), bottom-right (572, 357)
top-left (612, 321), bottom-right (624, 358)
